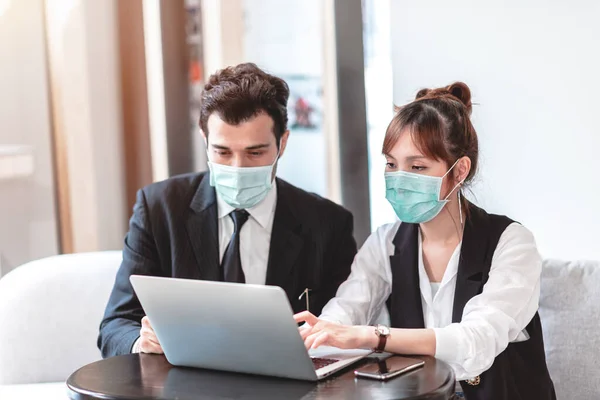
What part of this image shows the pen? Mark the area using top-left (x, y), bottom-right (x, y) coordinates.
top-left (298, 288), bottom-right (311, 312)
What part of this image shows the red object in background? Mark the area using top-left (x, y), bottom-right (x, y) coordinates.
top-left (293, 97), bottom-right (315, 129)
top-left (190, 61), bottom-right (202, 83)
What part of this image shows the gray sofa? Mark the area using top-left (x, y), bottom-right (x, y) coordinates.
top-left (538, 259), bottom-right (600, 399)
top-left (0, 254), bottom-right (597, 399)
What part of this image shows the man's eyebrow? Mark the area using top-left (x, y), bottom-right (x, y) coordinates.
top-left (245, 143), bottom-right (271, 150)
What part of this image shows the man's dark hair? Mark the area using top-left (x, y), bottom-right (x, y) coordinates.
top-left (199, 63), bottom-right (290, 144)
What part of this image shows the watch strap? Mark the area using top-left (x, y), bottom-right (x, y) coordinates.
top-left (375, 327), bottom-right (388, 353)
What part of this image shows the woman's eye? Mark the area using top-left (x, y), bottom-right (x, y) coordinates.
top-left (386, 162), bottom-right (396, 169)
top-left (412, 165), bottom-right (426, 171)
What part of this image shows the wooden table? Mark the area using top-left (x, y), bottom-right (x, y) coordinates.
top-left (67, 353), bottom-right (456, 400)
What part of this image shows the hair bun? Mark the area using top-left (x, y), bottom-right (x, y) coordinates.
top-left (447, 82), bottom-right (472, 113)
top-left (415, 82), bottom-right (472, 115)
top-left (415, 88), bottom-right (431, 100)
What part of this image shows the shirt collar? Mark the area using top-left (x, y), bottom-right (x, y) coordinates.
top-left (417, 228), bottom-right (462, 305)
top-left (216, 183), bottom-right (278, 229)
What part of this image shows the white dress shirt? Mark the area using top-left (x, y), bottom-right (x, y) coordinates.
top-left (319, 221), bottom-right (542, 381)
top-left (215, 184), bottom-right (277, 285)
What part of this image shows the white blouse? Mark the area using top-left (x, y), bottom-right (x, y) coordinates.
top-left (319, 221), bottom-right (541, 380)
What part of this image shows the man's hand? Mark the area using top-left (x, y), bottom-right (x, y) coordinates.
top-left (139, 316), bottom-right (164, 354)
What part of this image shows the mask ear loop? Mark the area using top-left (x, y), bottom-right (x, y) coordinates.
top-left (443, 178), bottom-right (465, 225)
top-left (459, 189), bottom-right (463, 226)
top-left (441, 158), bottom-right (461, 180)
top-left (442, 158), bottom-right (466, 225)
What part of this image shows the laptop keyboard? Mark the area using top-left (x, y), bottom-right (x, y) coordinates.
top-left (311, 357), bottom-right (338, 369)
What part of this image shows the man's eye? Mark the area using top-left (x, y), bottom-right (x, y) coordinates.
top-left (412, 166), bottom-right (426, 171)
top-left (249, 151), bottom-right (263, 156)
top-left (386, 162), bottom-right (396, 168)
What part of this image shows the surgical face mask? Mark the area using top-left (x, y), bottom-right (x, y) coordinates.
top-left (385, 159), bottom-right (463, 224)
top-left (207, 153), bottom-right (278, 209)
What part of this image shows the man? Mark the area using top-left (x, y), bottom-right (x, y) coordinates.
top-left (98, 63), bottom-right (357, 357)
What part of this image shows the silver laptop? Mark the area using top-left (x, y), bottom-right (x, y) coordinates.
top-left (129, 275), bottom-right (371, 381)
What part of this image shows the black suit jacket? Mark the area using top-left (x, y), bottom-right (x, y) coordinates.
top-left (98, 172), bottom-right (357, 358)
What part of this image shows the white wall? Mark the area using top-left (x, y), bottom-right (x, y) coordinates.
top-left (243, 0), bottom-right (323, 77)
top-left (84, 0), bottom-right (127, 250)
top-left (386, 0), bottom-right (600, 260)
top-left (242, 0), bottom-right (328, 196)
top-left (45, 0), bottom-right (127, 252)
top-left (364, 0), bottom-right (395, 231)
top-left (0, 0), bottom-right (59, 274)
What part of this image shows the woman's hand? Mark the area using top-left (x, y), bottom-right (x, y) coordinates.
top-left (294, 311), bottom-right (377, 350)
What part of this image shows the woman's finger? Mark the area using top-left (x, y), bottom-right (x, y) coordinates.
top-left (311, 331), bottom-right (330, 349)
top-left (304, 329), bottom-right (327, 349)
top-left (293, 311), bottom-right (319, 326)
top-left (299, 325), bottom-right (313, 340)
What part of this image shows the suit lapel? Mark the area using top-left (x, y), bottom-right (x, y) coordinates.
top-left (452, 204), bottom-right (488, 323)
top-left (390, 223), bottom-right (425, 328)
top-left (186, 175), bottom-right (221, 281)
top-left (265, 179), bottom-right (303, 297)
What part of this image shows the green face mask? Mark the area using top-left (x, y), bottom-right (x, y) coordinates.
top-left (208, 153), bottom-right (278, 209)
top-left (385, 160), bottom-right (462, 224)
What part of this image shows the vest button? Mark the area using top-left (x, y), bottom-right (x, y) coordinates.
top-left (465, 375), bottom-right (481, 386)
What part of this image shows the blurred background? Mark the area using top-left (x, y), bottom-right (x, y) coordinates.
top-left (1, 0), bottom-right (599, 276)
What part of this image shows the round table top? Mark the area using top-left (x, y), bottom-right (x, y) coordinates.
top-left (67, 353), bottom-right (455, 400)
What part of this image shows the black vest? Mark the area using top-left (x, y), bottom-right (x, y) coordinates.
top-left (386, 204), bottom-right (556, 400)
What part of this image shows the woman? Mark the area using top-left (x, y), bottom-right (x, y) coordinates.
top-left (294, 83), bottom-right (556, 399)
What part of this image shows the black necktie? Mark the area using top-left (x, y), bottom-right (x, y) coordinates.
top-left (222, 209), bottom-right (249, 283)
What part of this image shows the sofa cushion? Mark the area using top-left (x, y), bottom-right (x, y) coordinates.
top-left (0, 252), bottom-right (122, 384)
top-left (0, 382), bottom-right (68, 400)
top-left (539, 259), bottom-right (600, 400)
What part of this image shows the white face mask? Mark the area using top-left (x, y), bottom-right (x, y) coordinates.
top-left (207, 152), bottom-right (279, 209)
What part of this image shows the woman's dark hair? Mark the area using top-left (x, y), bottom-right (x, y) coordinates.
top-left (199, 63), bottom-right (290, 145)
top-left (383, 82), bottom-right (478, 185)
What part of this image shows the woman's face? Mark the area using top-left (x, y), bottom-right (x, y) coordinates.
top-left (384, 129), bottom-right (469, 199)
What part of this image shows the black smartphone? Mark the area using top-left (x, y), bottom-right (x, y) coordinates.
top-left (354, 356), bottom-right (425, 381)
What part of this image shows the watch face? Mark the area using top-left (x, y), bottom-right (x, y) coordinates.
top-left (377, 325), bottom-right (390, 336)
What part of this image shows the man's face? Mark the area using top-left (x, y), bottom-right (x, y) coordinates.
top-left (203, 112), bottom-right (289, 168)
